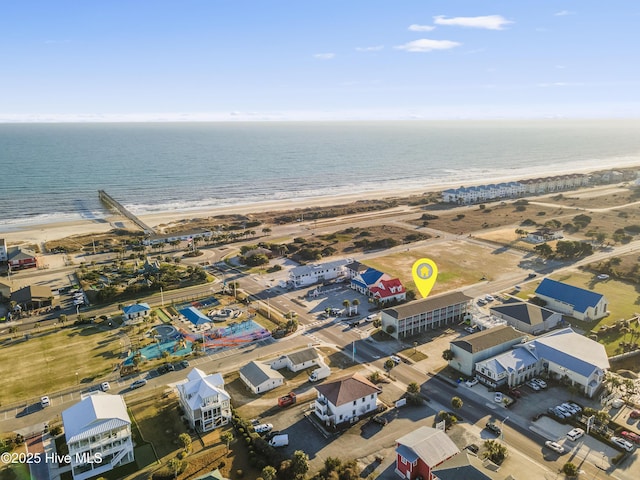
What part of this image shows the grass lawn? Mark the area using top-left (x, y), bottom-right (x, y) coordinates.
top-left (365, 241), bottom-right (523, 296)
top-left (0, 326), bottom-right (120, 405)
top-left (398, 347), bottom-right (428, 363)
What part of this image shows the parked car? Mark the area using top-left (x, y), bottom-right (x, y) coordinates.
top-left (477, 298), bottom-right (487, 306)
top-left (373, 415), bottom-right (388, 426)
top-left (527, 273), bottom-right (538, 279)
top-left (508, 388), bottom-right (522, 398)
top-left (566, 428), bottom-right (585, 441)
top-left (464, 326), bottom-right (476, 334)
top-left (390, 355), bottom-right (402, 365)
top-left (597, 274), bottom-right (610, 280)
top-left (568, 402), bottom-right (582, 413)
top-left (526, 380), bottom-right (541, 391)
top-left (465, 378), bottom-right (479, 387)
top-left (254, 423), bottom-right (273, 434)
top-left (621, 431), bottom-right (640, 444)
top-left (611, 436), bottom-right (634, 452)
top-left (485, 422), bottom-right (502, 435)
top-left (630, 410), bottom-right (640, 419)
top-left (484, 294), bottom-right (495, 302)
top-left (544, 441), bottom-right (565, 454)
top-left (556, 405), bottom-right (573, 417)
top-left (532, 378), bottom-right (547, 389)
top-left (494, 392), bottom-right (504, 403)
top-left (100, 382), bottom-right (110, 392)
top-left (180, 360), bottom-right (190, 368)
top-left (466, 444), bottom-right (480, 455)
top-left (561, 403), bottom-right (579, 415)
top-left (40, 396), bottom-right (50, 408)
top-left (548, 407), bottom-right (569, 419)
top-left (130, 379), bottom-right (147, 390)
top-left (611, 398), bottom-right (624, 408)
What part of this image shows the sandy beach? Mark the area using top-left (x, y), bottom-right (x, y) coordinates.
top-left (2, 163), bottom-right (637, 248)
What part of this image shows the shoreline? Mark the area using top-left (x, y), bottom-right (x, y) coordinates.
top-left (2, 163), bottom-right (638, 247)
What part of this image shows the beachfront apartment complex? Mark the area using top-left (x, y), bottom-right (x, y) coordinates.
top-left (442, 174), bottom-right (589, 204)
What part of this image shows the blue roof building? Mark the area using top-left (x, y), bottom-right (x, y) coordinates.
top-left (475, 328), bottom-right (609, 397)
top-left (180, 306), bottom-right (211, 326)
top-left (122, 303), bottom-right (151, 324)
top-left (534, 278), bottom-right (608, 321)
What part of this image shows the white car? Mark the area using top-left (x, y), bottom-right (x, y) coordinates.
top-left (611, 398), bottom-right (624, 408)
top-left (597, 274), bottom-right (610, 280)
top-left (532, 378), bottom-right (547, 389)
top-left (566, 428), bottom-right (585, 441)
top-left (390, 355), bottom-right (402, 365)
top-left (561, 403), bottom-right (579, 414)
top-left (494, 392), bottom-right (504, 403)
top-left (611, 436), bottom-right (634, 452)
top-left (465, 378), bottom-right (479, 387)
top-left (100, 382), bottom-right (110, 392)
top-left (485, 294), bottom-right (494, 302)
top-left (40, 396), bottom-right (50, 408)
top-left (544, 441), bottom-right (565, 454)
top-left (526, 381), bottom-right (541, 391)
top-left (254, 423), bottom-right (273, 434)
top-left (477, 298), bottom-right (487, 306)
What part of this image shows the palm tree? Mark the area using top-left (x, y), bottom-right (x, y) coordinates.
top-left (342, 299), bottom-right (351, 316)
top-left (352, 299), bottom-right (360, 315)
top-left (220, 431), bottom-right (233, 453)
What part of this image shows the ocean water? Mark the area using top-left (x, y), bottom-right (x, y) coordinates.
top-left (1, 120), bottom-right (640, 231)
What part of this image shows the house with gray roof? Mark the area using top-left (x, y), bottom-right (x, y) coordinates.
top-left (535, 278), bottom-right (608, 321)
top-left (239, 361), bottom-right (284, 394)
top-left (475, 328), bottom-right (609, 397)
top-left (62, 392), bottom-right (134, 480)
top-left (449, 325), bottom-right (528, 376)
top-left (270, 347), bottom-right (323, 372)
top-left (177, 368), bottom-right (231, 432)
top-left (10, 285), bottom-right (55, 310)
top-left (490, 299), bottom-right (562, 334)
top-left (381, 291), bottom-right (472, 339)
top-left (395, 426), bottom-right (460, 480)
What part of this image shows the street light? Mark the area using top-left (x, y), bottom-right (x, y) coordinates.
top-left (75, 372), bottom-right (79, 384)
top-left (500, 416), bottom-right (509, 440)
top-left (265, 283), bottom-right (272, 319)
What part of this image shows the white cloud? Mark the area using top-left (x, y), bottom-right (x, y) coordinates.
top-left (355, 45), bottom-right (384, 52)
top-left (408, 24), bottom-right (435, 32)
top-left (433, 15), bottom-right (513, 30)
top-left (314, 53), bottom-right (335, 60)
top-left (554, 10), bottom-right (575, 16)
top-left (395, 38), bottom-right (461, 53)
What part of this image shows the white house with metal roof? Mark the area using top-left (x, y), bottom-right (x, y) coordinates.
top-left (288, 259), bottom-right (351, 287)
top-left (62, 392), bottom-right (134, 480)
top-left (270, 347), bottom-right (323, 372)
top-left (177, 369), bottom-right (231, 432)
top-left (535, 278), bottom-right (608, 321)
top-left (239, 361), bottom-right (284, 394)
top-left (475, 328), bottom-right (609, 397)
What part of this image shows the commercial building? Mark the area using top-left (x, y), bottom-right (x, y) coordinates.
top-left (489, 300), bottom-right (562, 335)
top-left (381, 292), bottom-right (472, 339)
top-left (535, 278), bottom-right (608, 321)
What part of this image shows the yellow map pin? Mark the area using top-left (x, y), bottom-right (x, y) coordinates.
top-left (412, 258), bottom-right (438, 298)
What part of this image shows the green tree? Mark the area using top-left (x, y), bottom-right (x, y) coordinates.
top-left (451, 396), bottom-right (463, 410)
top-left (220, 431), bottom-right (234, 453)
top-left (406, 382), bottom-right (422, 405)
top-left (442, 349), bottom-right (454, 361)
top-left (533, 243), bottom-right (553, 257)
top-left (178, 433), bottom-right (192, 452)
top-left (483, 439), bottom-right (507, 465)
top-left (368, 371), bottom-right (382, 383)
top-left (384, 359), bottom-right (395, 372)
top-left (290, 450), bottom-right (310, 480)
top-left (562, 462), bottom-right (578, 477)
top-left (261, 465), bottom-right (277, 480)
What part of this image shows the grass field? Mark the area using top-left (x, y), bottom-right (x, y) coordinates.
top-left (0, 326), bottom-right (120, 405)
top-left (365, 241), bottom-right (523, 296)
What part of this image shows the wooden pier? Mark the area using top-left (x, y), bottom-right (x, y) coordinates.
top-left (98, 190), bottom-right (155, 235)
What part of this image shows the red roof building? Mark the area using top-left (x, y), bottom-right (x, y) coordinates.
top-left (369, 278), bottom-right (406, 303)
top-left (395, 427), bottom-right (460, 480)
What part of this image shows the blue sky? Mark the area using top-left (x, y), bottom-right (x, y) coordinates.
top-left (2, 1), bottom-right (639, 121)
